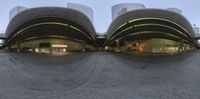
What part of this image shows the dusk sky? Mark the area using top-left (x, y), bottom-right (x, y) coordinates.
top-left (0, 0), bottom-right (200, 33)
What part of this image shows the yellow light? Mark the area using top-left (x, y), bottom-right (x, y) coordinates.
top-left (105, 46), bottom-right (109, 50)
top-left (63, 48), bottom-right (66, 52)
top-left (52, 44), bottom-right (68, 48)
top-left (35, 48), bottom-right (39, 53)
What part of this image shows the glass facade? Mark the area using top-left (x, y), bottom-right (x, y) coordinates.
top-left (8, 38), bottom-right (95, 53)
top-left (108, 38), bottom-right (194, 54)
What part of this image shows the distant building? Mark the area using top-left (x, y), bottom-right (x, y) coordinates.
top-left (167, 8), bottom-right (182, 14)
top-left (0, 33), bottom-right (5, 37)
top-left (117, 8), bottom-right (128, 17)
top-left (0, 33), bottom-right (5, 46)
top-left (112, 3), bottom-right (145, 20)
top-left (9, 6), bottom-right (27, 21)
top-left (193, 24), bottom-right (200, 37)
top-left (67, 3), bottom-right (94, 23)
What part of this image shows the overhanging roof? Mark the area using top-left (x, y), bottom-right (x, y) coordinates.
top-left (106, 9), bottom-right (196, 45)
top-left (5, 7), bottom-right (97, 45)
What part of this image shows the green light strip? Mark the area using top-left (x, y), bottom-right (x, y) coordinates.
top-left (109, 31), bottom-right (189, 45)
top-left (69, 25), bottom-right (83, 33)
top-left (7, 22), bottom-right (96, 45)
top-left (135, 24), bottom-right (190, 40)
top-left (128, 18), bottom-right (193, 37)
top-left (22, 35), bottom-right (84, 43)
top-left (107, 18), bottom-right (194, 42)
top-left (107, 23), bottom-right (193, 44)
top-left (122, 31), bottom-right (183, 41)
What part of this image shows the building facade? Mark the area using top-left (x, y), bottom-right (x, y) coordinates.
top-left (3, 4), bottom-right (198, 54)
top-left (106, 4), bottom-right (197, 54)
top-left (5, 7), bottom-right (97, 53)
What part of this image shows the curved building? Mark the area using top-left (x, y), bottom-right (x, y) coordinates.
top-left (4, 5), bottom-right (198, 54)
top-left (106, 8), bottom-right (197, 54)
top-left (5, 7), bottom-right (97, 53)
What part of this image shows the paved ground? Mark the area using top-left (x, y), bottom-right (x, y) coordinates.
top-left (0, 50), bottom-right (200, 99)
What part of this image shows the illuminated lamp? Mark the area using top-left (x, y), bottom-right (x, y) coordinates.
top-left (52, 44), bottom-right (68, 48)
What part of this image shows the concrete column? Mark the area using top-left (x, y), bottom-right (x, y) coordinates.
top-left (82, 43), bottom-right (86, 52)
top-left (16, 41), bottom-right (21, 52)
top-left (178, 40), bottom-right (184, 52)
top-left (116, 39), bottom-right (120, 51)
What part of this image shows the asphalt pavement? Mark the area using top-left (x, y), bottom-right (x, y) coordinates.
top-left (0, 51), bottom-right (200, 99)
